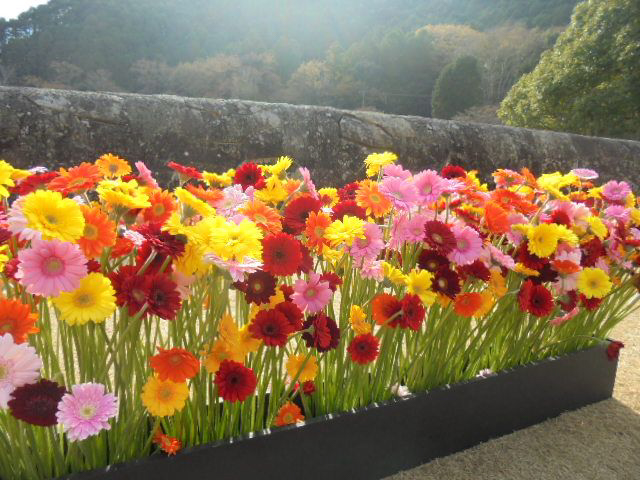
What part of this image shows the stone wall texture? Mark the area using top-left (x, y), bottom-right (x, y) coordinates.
top-left (1, 86), bottom-right (639, 187)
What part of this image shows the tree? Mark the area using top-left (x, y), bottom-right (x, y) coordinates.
top-left (431, 55), bottom-right (483, 119)
top-left (499, 0), bottom-right (640, 139)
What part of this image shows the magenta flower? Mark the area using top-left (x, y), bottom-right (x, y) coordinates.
top-left (205, 254), bottom-right (262, 282)
top-left (413, 170), bottom-right (446, 205)
top-left (605, 205), bottom-right (630, 223)
top-left (299, 167), bottom-right (319, 199)
top-left (56, 383), bottom-right (118, 442)
top-left (570, 168), bottom-right (598, 180)
top-left (382, 164), bottom-right (412, 180)
top-left (292, 273), bottom-right (332, 314)
top-left (350, 223), bottom-right (384, 261)
top-left (389, 213), bottom-right (429, 249)
top-left (16, 239), bottom-right (88, 297)
top-left (550, 306), bottom-right (580, 326)
top-left (487, 245), bottom-right (516, 270)
top-left (602, 180), bottom-right (631, 203)
top-left (379, 177), bottom-right (419, 210)
top-left (0, 334), bottom-right (42, 408)
top-left (447, 225), bottom-right (482, 266)
top-left (135, 161), bottom-right (159, 189)
top-left (358, 259), bottom-right (384, 281)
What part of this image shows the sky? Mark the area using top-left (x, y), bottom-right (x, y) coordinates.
top-left (0, 0), bottom-right (48, 20)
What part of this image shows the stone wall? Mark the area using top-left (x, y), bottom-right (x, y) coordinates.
top-left (1, 86), bottom-right (639, 187)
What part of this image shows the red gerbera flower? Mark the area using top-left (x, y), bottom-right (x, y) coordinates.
top-left (296, 244), bottom-right (314, 274)
top-left (10, 172), bottom-right (59, 196)
top-left (417, 249), bottom-right (450, 272)
top-left (135, 242), bottom-right (171, 275)
top-left (168, 161), bottom-right (202, 180)
top-left (274, 301), bottom-right (304, 332)
top-left (283, 194), bottom-right (323, 234)
top-left (518, 280), bottom-right (534, 313)
top-left (338, 182), bottom-right (360, 201)
top-left (606, 341), bottom-right (624, 360)
top-left (441, 165), bottom-right (466, 179)
top-left (3, 258), bottom-right (19, 281)
top-left (109, 266), bottom-right (149, 316)
top-left (154, 433), bottom-right (182, 456)
top-left (581, 237), bottom-right (606, 267)
top-left (86, 259), bottom-right (102, 273)
top-left (557, 290), bottom-right (578, 313)
top-left (249, 309), bottom-right (293, 347)
top-left (262, 233), bottom-right (302, 276)
top-left (331, 200), bottom-right (367, 221)
top-left (521, 281), bottom-right (554, 317)
top-left (432, 267), bottom-right (461, 299)
top-left (235, 270), bottom-right (276, 305)
top-left (134, 224), bottom-right (186, 259)
top-left (280, 284), bottom-right (294, 302)
top-left (301, 380), bottom-right (316, 395)
top-left (397, 294), bottom-right (425, 330)
top-left (348, 333), bottom-right (380, 365)
top-left (319, 272), bottom-right (342, 292)
top-left (459, 259), bottom-right (491, 282)
top-left (8, 380), bottom-right (66, 427)
top-left (214, 360), bottom-right (257, 403)
top-left (580, 294), bottom-right (603, 311)
top-left (302, 313), bottom-right (340, 352)
top-left (111, 236), bottom-right (135, 259)
top-left (146, 273), bottom-right (182, 320)
top-left (517, 242), bottom-right (547, 270)
top-left (548, 210), bottom-right (572, 227)
top-left (424, 221), bottom-right (456, 254)
top-left (372, 293), bottom-right (403, 326)
top-left (234, 162), bottom-right (265, 190)
top-left (0, 228), bottom-right (11, 245)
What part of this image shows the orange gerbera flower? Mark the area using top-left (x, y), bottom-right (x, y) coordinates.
top-left (110, 236), bottom-right (135, 258)
top-left (484, 201), bottom-right (510, 234)
top-left (95, 153), bottom-right (131, 178)
top-left (273, 401), bottom-right (304, 427)
top-left (150, 347), bottom-right (200, 383)
top-left (492, 169), bottom-right (525, 188)
top-left (0, 298), bottom-right (39, 343)
top-left (356, 180), bottom-right (392, 218)
top-left (491, 190), bottom-right (537, 215)
top-left (186, 184), bottom-right (224, 206)
top-left (77, 205), bottom-right (116, 259)
top-left (552, 259), bottom-right (581, 274)
top-left (372, 293), bottom-right (402, 326)
top-left (453, 292), bottom-right (484, 318)
top-left (304, 211), bottom-right (332, 251)
top-left (241, 200), bottom-right (282, 234)
top-left (48, 163), bottom-right (103, 195)
top-left (142, 190), bottom-right (178, 225)
top-left (520, 168), bottom-right (539, 189)
top-left (285, 179), bottom-right (302, 195)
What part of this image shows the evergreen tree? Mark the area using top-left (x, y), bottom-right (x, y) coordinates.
top-left (431, 55), bottom-right (482, 119)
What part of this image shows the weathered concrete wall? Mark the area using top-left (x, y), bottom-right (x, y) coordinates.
top-left (1, 86), bottom-right (639, 187)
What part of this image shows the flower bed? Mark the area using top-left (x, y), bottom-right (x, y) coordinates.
top-left (0, 154), bottom-right (636, 479)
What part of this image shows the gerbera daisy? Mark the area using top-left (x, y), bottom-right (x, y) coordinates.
top-left (459, 259), bottom-right (491, 282)
top-left (418, 249), bottom-right (449, 273)
top-left (372, 293), bottom-right (403, 326)
top-left (9, 379), bottom-right (65, 426)
top-left (364, 151), bottom-right (397, 178)
top-left (413, 170), bottom-right (446, 205)
top-left (448, 225), bottom-right (483, 266)
top-left (56, 383), bottom-right (118, 441)
top-left (398, 294), bottom-right (425, 330)
top-left (292, 273), bottom-right (332, 314)
top-left (577, 267), bottom-right (612, 299)
top-left (262, 233), bottom-right (302, 276)
top-left (356, 180), bottom-right (392, 217)
top-left (48, 163), bottom-right (103, 195)
top-left (134, 161), bottom-right (159, 189)
top-left (174, 187), bottom-right (215, 217)
top-left (454, 293), bottom-right (484, 318)
top-left (97, 179), bottom-right (151, 210)
top-left (52, 273), bottom-right (117, 326)
top-left (301, 381), bottom-right (316, 395)
top-left (241, 200), bottom-right (282, 234)
top-left (234, 162), bottom-right (265, 190)
top-left (484, 201), bottom-right (510, 234)
top-left (0, 299), bottom-right (38, 344)
top-left (214, 360), bottom-right (257, 403)
top-left (338, 182), bottom-right (360, 201)
top-left (283, 194), bottom-right (322, 234)
top-left (146, 274), bottom-right (182, 321)
top-left (424, 221), bottom-right (456, 254)
top-left (348, 334), bottom-right (380, 364)
top-left (274, 301), bottom-right (304, 331)
top-left (516, 242), bottom-right (547, 270)
top-left (331, 200), bottom-right (367, 221)
top-left (249, 309), bottom-right (293, 347)
top-left (383, 164), bottom-right (412, 180)
top-left (441, 165), bottom-right (466, 179)
top-left (235, 270), bottom-right (276, 305)
top-left (202, 339), bottom-right (244, 374)
top-left (141, 376), bottom-right (189, 416)
top-left (143, 190), bottom-right (178, 225)
top-left (527, 224), bottom-right (561, 258)
top-left (349, 305), bottom-right (371, 334)
top-left (274, 401), bottom-right (305, 427)
top-left (154, 433), bottom-right (182, 456)
top-left (286, 354), bottom-right (318, 382)
top-left (431, 267), bottom-right (461, 299)
top-left (0, 334), bottom-right (42, 408)
top-left (77, 206), bottom-right (116, 259)
top-left (21, 190), bottom-right (85, 243)
top-left (17, 239), bottom-right (88, 297)
top-left (324, 215), bottom-right (366, 247)
top-left (168, 161), bottom-right (202, 181)
top-left (379, 176), bottom-right (419, 210)
top-left (10, 171), bottom-right (59, 196)
top-left (208, 218), bottom-right (263, 263)
top-left (304, 211), bottom-right (331, 251)
top-left (109, 266), bottom-right (148, 316)
top-left (301, 313), bottom-right (340, 352)
top-left (602, 180), bottom-right (631, 204)
top-left (151, 348), bottom-right (200, 383)
top-left (406, 269), bottom-right (437, 306)
top-left (95, 153), bottom-right (131, 178)
top-left (492, 169), bottom-right (525, 188)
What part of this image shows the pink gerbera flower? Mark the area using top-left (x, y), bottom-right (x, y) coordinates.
top-left (135, 161), bottom-right (159, 189)
top-left (602, 180), bottom-right (631, 204)
top-left (359, 259), bottom-right (384, 281)
top-left (213, 185), bottom-right (248, 217)
top-left (291, 273), bottom-right (332, 314)
top-left (7, 198), bottom-right (41, 242)
top-left (413, 170), bottom-right (446, 205)
top-left (570, 168), bottom-right (598, 180)
top-left (56, 383), bottom-right (118, 441)
top-left (487, 245), bottom-right (516, 270)
top-left (379, 177), bottom-right (419, 210)
top-left (390, 214), bottom-right (429, 249)
top-left (605, 205), bottom-right (630, 223)
top-left (16, 239), bottom-right (88, 297)
top-left (299, 167), bottom-right (319, 199)
top-left (350, 223), bottom-right (384, 261)
top-left (382, 164), bottom-right (412, 180)
top-left (205, 254), bottom-right (262, 282)
top-left (550, 306), bottom-right (580, 326)
top-left (448, 225), bottom-right (482, 265)
top-left (0, 334), bottom-right (42, 408)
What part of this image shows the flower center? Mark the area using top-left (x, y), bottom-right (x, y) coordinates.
top-left (283, 412), bottom-right (294, 423)
top-left (422, 185), bottom-right (432, 194)
top-left (45, 214), bottom-right (58, 225)
top-left (437, 278), bottom-right (447, 288)
top-left (74, 293), bottom-right (93, 307)
top-left (153, 203), bottom-right (166, 216)
top-left (370, 194), bottom-right (380, 203)
top-left (83, 223), bottom-right (98, 240)
top-left (457, 239), bottom-right (469, 251)
top-left (254, 214), bottom-right (267, 225)
top-left (356, 237), bottom-right (370, 248)
top-left (169, 355), bottom-right (182, 366)
top-left (159, 386), bottom-right (173, 401)
top-left (43, 256), bottom-right (64, 276)
top-left (0, 363), bottom-right (8, 381)
top-left (305, 287), bottom-right (317, 299)
top-left (109, 163), bottom-right (119, 174)
top-left (431, 233), bottom-right (443, 244)
top-left (80, 404), bottom-right (96, 419)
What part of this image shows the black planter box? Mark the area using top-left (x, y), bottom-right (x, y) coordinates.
top-left (65, 342), bottom-right (618, 480)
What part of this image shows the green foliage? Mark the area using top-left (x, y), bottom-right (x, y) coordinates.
top-left (499, 0), bottom-right (640, 139)
top-left (431, 56), bottom-right (483, 119)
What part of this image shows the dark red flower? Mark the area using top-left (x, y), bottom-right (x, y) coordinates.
top-left (331, 200), bottom-right (367, 221)
top-left (136, 242), bottom-right (171, 275)
top-left (432, 267), bottom-right (461, 299)
top-left (348, 334), bottom-right (380, 365)
top-left (424, 221), bottom-right (456, 254)
top-left (3, 257), bottom-right (20, 281)
top-left (519, 280), bottom-right (553, 317)
top-left (396, 294), bottom-right (425, 331)
top-left (8, 379), bottom-right (66, 427)
top-left (86, 259), bottom-right (102, 273)
top-left (580, 294), bottom-right (603, 311)
top-left (417, 249), bottom-right (449, 273)
top-left (262, 233), bottom-right (302, 276)
top-left (557, 290), bottom-right (578, 313)
top-left (10, 172), bottom-right (59, 196)
top-left (297, 244), bottom-right (314, 274)
top-left (146, 274), bottom-right (182, 320)
top-left (319, 272), bottom-right (342, 292)
top-left (235, 270), bottom-right (276, 305)
top-left (581, 237), bottom-right (606, 267)
top-left (134, 223), bottom-right (186, 259)
top-left (280, 284), bottom-right (294, 302)
top-left (517, 242), bottom-right (547, 270)
top-left (459, 259), bottom-right (491, 282)
top-left (214, 360), bottom-right (257, 403)
top-left (234, 162), bottom-right (265, 190)
top-left (302, 380), bottom-right (316, 395)
top-left (548, 210), bottom-right (572, 227)
top-left (109, 266), bottom-right (150, 316)
top-left (441, 165), bottom-right (466, 179)
top-left (302, 313), bottom-right (340, 352)
top-left (249, 309), bottom-right (293, 347)
top-left (274, 301), bottom-right (304, 332)
top-left (518, 280), bottom-right (534, 313)
top-left (0, 228), bottom-right (11, 245)
top-left (337, 182), bottom-right (360, 201)
top-left (283, 194), bottom-right (323, 234)
top-left (606, 341), bottom-right (624, 360)
top-left (168, 161), bottom-right (202, 180)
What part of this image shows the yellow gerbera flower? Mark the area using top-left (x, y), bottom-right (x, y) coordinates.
top-left (97, 179), bottom-right (151, 210)
top-left (202, 339), bottom-right (244, 374)
top-left (141, 376), bottom-right (189, 417)
top-left (286, 354), bottom-right (318, 382)
top-left (474, 291), bottom-right (495, 318)
top-left (0, 160), bottom-right (16, 198)
top-left (208, 218), bottom-right (263, 262)
top-left (586, 216), bottom-right (608, 240)
top-left (514, 263), bottom-right (540, 277)
top-left (95, 153), bottom-right (131, 178)
top-left (381, 261), bottom-right (408, 286)
top-left (321, 244), bottom-right (344, 265)
top-left (255, 175), bottom-right (288, 205)
top-left (324, 215), bottom-right (365, 247)
top-left (203, 170), bottom-right (234, 188)
top-left (406, 269), bottom-right (437, 305)
top-left (22, 190), bottom-right (85, 242)
top-left (238, 324), bottom-right (262, 356)
top-left (489, 267), bottom-right (507, 298)
top-left (527, 224), bottom-right (561, 258)
top-left (349, 305), bottom-right (371, 334)
top-left (364, 152), bottom-right (397, 177)
top-left (263, 156), bottom-right (293, 176)
top-left (577, 267), bottom-right (612, 299)
top-left (317, 187), bottom-right (338, 207)
top-left (175, 187), bottom-right (215, 218)
top-left (52, 273), bottom-right (117, 325)
top-left (0, 245), bottom-right (9, 272)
